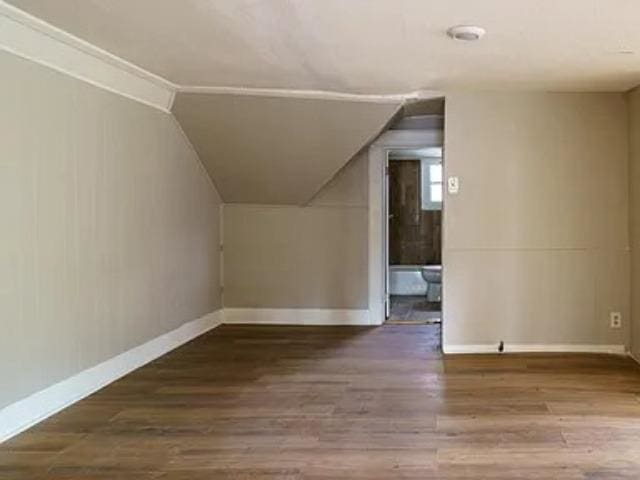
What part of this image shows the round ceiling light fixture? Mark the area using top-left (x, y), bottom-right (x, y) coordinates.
top-left (447, 25), bottom-right (486, 41)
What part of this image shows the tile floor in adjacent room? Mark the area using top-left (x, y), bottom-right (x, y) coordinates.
top-left (387, 295), bottom-right (441, 324)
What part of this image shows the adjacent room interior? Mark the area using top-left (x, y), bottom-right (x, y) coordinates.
top-left (386, 104), bottom-right (444, 330)
top-left (2, 1), bottom-right (640, 478)
top-left (387, 148), bottom-right (443, 325)
top-left (387, 151), bottom-right (442, 338)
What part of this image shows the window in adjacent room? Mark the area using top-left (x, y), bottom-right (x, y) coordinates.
top-left (421, 160), bottom-right (443, 210)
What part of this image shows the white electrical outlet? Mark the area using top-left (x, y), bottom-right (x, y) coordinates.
top-left (610, 312), bottom-right (622, 329)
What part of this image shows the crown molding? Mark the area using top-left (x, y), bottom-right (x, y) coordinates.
top-left (0, 0), bottom-right (444, 108)
top-left (177, 85), bottom-right (442, 104)
top-left (0, 0), bottom-right (176, 112)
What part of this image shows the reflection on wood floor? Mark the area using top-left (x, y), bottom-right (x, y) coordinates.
top-left (2, 324), bottom-right (640, 479)
top-left (387, 295), bottom-right (441, 324)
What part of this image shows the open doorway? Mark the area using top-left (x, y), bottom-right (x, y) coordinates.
top-left (367, 96), bottom-right (445, 349)
top-left (386, 147), bottom-right (443, 325)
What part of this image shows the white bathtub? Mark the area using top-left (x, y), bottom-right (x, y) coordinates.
top-left (389, 265), bottom-right (428, 295)
top-left (389, 265), bottom-right (442, 300)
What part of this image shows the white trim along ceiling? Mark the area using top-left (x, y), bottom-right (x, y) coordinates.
top-left (0, 0), bottom-right (437, 112)
top-left (1, 0), bottom-right (439, 205)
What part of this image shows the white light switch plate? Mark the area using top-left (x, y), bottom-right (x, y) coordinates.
top-left (447, 176), bottom-right (459, 194)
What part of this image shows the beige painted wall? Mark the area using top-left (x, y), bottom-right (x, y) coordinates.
top-left (0, 52), bottom-right (222, 409)
top-left (444, 92), bottom-right (629, 349)
top-left (223, 152), bottom-right (368, 309)
top-left (629, 88), bottom-right (640, 359)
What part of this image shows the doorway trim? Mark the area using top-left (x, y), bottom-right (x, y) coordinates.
top-left (368, 128), bottom-right (444, 326)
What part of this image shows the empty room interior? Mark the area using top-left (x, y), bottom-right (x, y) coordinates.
top-left (3, 1), bottom-right (640, 478)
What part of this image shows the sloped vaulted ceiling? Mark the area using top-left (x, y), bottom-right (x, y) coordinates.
top-left (9, 0), bottom-right (640, 203)
top-left (172, 93), bottom-right (400, 204)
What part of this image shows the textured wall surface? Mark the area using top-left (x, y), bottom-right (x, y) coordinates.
top-left (223, 152), bottom-right (368, 309)
top-left (629, 87), bottom-right (640, 359)
top-left (0, 52), bottom-right (222, 408)
top-left (443, 92), bottom-right (629, 349)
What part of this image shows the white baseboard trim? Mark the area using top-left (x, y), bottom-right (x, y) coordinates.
top-left (443, 343), bottom-right (627, 355)
top-left (223, 308), bottom-right (372, 325)
top-left (0, 309), bottom-right (223, 444)
top-left (629, 351), bottom-right (640, 366)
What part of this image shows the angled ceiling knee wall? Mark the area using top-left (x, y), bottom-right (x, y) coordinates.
top-left (171, 92), bottom-right (400, 205)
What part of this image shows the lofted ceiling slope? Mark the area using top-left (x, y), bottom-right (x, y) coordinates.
top-left (172, 92), bottom-right (400, 204)
top-left (7, 0), bottom-right (640, 93)
top-left (9, 1), bottom-right (636, 204)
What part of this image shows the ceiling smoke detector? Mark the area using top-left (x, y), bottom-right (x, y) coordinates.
top-left (447, 25), bottom-right (486, 41)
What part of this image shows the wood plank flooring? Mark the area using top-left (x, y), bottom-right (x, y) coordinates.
top-left (2, 324), bottom-right (640, 479)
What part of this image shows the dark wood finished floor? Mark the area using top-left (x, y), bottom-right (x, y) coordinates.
top-left (2, 325), bottom-right (640, 479)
